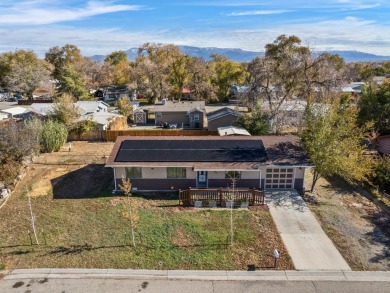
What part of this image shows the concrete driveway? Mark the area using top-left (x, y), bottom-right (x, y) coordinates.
top-left (266, 190), bottom-right (351, 271)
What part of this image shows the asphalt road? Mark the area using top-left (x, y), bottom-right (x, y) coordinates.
top-left (1, 278), bottom-right (390, 293)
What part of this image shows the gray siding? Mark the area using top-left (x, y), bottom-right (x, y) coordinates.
top-left (155, 112), bottom-right (189, 125)
top-left (208, 179), bottom-right (260, 189)
top-left (208, 114), bottom-right (239, 131)
top-left (117, 179), bottom-right (196, 190)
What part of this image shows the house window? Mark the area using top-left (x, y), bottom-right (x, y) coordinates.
top-left (167, 167), bottom-right (186, 178)
top-left (125, 167), bottom-right (142, 179)
top-left (225, 171), bottom-right (241, 179)
top-left (156, 112), bottom-right (162, 118)
top-left (194, 114), bottom-right (200, 121)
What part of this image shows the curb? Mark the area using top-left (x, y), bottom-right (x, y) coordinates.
top-left (3, 269), bottom-right (390, 282)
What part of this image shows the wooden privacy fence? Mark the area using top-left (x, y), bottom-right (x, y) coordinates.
top-left (68, 129), bottom-right (219, 142)
top-left (179, 188), bottom-right (265, 206)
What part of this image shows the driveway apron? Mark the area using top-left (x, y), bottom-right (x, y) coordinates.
top-left (266, 190), bottom-right (351, 270)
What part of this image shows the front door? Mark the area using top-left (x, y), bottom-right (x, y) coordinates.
top-left (197, 171), bottom-right (208, 188)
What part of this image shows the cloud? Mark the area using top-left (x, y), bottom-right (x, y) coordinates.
top-left (225, 10), bottom-right (291, 16)
top-left (0, 1), bottom-right (144, 25)
top-left (352, 3), bottom-right (380, 9)
top-left (335, 0), bottom-right (381, 10)
top-left (0, 15), bottom-right (389, 57)
top-left (181, 2), bottom-right (270, 7)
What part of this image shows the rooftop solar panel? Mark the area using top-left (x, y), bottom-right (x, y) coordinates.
top-left (115, 139), bottom-right (267, 162)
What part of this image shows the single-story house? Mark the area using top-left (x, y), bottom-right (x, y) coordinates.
top-left (0, 106), bottom-right (32, 120)
top-left (32, 88), bottom-right (53, 100)
top-left (207, 107), bottom-right (242, 131)
top-left (154, 100), bottom-right (206, 128)
top-left (218, 126), bottom-right (250, 136)
top-left (31, 101), bottom-right (108, 117)
top-left (76, 101), bottom-right (108, 114)
top-left (106, 135), bottom-right (310, 194)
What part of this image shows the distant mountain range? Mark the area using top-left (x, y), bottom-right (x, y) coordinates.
top-left (90, 45), bottom-right (390, 63)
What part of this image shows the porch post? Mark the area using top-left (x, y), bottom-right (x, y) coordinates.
top-left (113, 168), bottom-right (117, 191)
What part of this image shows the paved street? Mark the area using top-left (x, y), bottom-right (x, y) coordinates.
top-left (266, 190), bottom-right (351, 270)
top-left (2, 269), bottom-right (390, 293)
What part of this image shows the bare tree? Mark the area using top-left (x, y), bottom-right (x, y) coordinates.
top-left (26, 187), bottom-right (39, 245)
top-left (224, 171), bottom-right (240, 245)
top-left (119, 177), bottom-right (138, 247)
top-left (248, 35), bottom-right (346, 133)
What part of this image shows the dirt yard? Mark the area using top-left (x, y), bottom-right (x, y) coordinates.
top-left (304, 173), bottom-right (390, 271)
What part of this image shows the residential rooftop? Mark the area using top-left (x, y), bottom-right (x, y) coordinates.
top-left (106, 135), bottom-right (310, 169)
top-left (154, 100), bottom-right (206, 112)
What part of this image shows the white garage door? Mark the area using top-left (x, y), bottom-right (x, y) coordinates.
top-left (265, 168), bottom-right (294, 189)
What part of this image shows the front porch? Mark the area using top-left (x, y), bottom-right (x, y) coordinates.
top-left (178, 188), bottom-right (265, 206)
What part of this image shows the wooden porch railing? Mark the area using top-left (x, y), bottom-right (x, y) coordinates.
top-left (178, 188), bottom-right (265, 206)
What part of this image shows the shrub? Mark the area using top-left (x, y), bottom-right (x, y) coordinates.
top-left (372, 156), bottom-right (390, 191)
top-left (40, 120), bottom-right (68, 153)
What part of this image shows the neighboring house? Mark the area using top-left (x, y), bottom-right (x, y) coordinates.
top-left (207, 107), bottom-right (242, 131)
top-left (378, 134), bottom-right (390, 155)
top-left (342, 82), bottom-right (365, 94)
top-left (31, 101), bottom-right (108, 117)
top-left (261, 100), bottom-right (307, 133)
top-left (85, 112), bottom-right (125, 130)
top-left (154, 100), bottom-right (206, 128)
top-left (30, 103), bottom-right (54, 116)
top-left (32, 88), bottom-right (53, 100)
top-left (181, 88), bottom-right (194, 100)
top-left (103, 86), bottom-right (133, 101)
top-left (218, 126), bottom-right (250, 136)
top-left (230, 85), bottom-right (250, 97)
top-left (341, 82), bottom-right (365, 102)
top-left (0, 106), bottom-right (32, 120)
top-left (106, 135), bottom-right (310, 194)
top-left (76, 101), bottom-right (108, 114)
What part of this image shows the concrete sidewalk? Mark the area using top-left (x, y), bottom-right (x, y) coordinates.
top-left (266, 190), bottom-right (351, 271)
top-left (3, 269), bottom-right (390, 293)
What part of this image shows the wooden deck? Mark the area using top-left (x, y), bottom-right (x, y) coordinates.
top-left (178, 188), bottom-right (265, 206)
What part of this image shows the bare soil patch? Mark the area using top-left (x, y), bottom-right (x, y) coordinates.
top-left (304, 172), bottom-right (390, 270)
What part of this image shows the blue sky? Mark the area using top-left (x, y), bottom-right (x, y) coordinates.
top-left (0, 0), bottom-right (389, 57)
